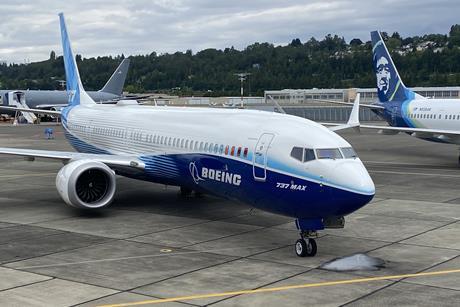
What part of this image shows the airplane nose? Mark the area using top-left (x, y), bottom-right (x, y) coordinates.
top-left (326, 160), bottom-right (375, 195)
top-left (349, 162), bottom-right (375, 196)
top-left (322, 160), bottom-right (375, 216)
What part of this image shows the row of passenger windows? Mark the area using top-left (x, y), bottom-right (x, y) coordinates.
top-left (146, 134), bottom-right (249, 158)
top-left (409, 113), bottom-right (460, 120)
top-left (68, 123), bottom-right (250, 158)
top-left (290, 147), bottom-right (357, 162)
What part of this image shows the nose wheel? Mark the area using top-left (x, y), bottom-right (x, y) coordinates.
top-left (295, 238), bottom-right (317, 257)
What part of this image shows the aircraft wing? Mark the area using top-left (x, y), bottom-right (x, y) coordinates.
top-left (0, 147), bottom-right (145, 171)
top-left (359, 124), bottom-right (460, 138)
top-left (0, 106), bottom-right (61, 116)
top-left (314, 99), bottom-right (385, 110)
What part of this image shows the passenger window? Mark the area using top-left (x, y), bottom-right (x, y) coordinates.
top-left (243, 148), bottom-right (248, 157)
top-left (316, 148), bottom-right (343, 159)
top-left (290, 147), bottom-right (303, 161)
top-left (219, 145), bottom-right (224, 154)
top-left (225, 145), bottom-right (229, 155)
top-left (237, 147), bottom-right (242, 156)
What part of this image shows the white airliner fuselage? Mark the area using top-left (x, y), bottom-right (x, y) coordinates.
top-left (62, 104), bottom-right (375, 219)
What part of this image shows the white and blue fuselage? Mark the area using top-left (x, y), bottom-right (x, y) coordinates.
top-left (376, 96), bottom-right (460, 144)
top-left (61, 104), bottom-right (375, 223)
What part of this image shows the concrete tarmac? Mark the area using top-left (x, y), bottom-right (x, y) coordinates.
top-left (0, 124), bottom-right (458, 306)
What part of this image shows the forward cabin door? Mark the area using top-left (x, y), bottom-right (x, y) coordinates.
top-left (253, 133), bottom-right (274, 181)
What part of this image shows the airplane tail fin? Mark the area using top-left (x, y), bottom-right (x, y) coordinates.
top-left (59, 13), bottom-right (95, 106)
top-left (371, 31), bottom-right (414, 103)
top-left (100, 58), bottom-right (130, 96)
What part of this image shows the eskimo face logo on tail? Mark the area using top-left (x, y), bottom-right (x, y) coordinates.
top-left (376, 56), bottom-right (391, 95)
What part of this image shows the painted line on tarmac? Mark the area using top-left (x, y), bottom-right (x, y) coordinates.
top-left (0, 173), bottom-right (55, 179)
top-left (98, 268), bottom-right (460, 307)
top-left (369, 170), bottom-right (460, 178)
top-left (13, 245), bottom-right (280, 270)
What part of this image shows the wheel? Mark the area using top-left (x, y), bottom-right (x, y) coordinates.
top-left (295, 238), bottom-right (317, 257)
top-left (194, 191), bottom-right (204, 198)
top-left (179, 187), bottom-right (192, 197)
top-left (295, 239), bottom-right (307, 257)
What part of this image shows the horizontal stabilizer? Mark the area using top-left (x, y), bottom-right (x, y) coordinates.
top-left (0, 106), bottom-right (61, 116)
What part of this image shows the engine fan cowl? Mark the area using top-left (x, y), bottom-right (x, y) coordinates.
top-left (56, 159), bottom-right (116, 209)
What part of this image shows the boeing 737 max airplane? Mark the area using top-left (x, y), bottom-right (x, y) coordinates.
top-left (0, 13), bottom-right (375, 257)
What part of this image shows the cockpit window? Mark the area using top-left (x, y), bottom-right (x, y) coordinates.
top-left (291, 147), bottom-right (316, 162)
top-left (341, 147), bottom-right (358, 159)
top-left (316, 148), bottom-right (343, 159)
top-left (290, 147), bottom-right (304, 162)
top-left (304, 149), bottom-right (315, 162)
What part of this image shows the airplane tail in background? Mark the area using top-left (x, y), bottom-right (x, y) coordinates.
top-left (371, 31), bottom-right (415, 103)
top-left (100, 58), bottom-right (130, 96)
top-left (59, 12), bottom-right (95, 106)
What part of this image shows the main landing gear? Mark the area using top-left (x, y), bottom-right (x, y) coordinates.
top-left (295, 231), bottom-right (317, 257)
top-left (179, 186), bottom-right (204, 198)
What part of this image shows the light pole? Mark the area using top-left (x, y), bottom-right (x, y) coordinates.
top-left (234, 72), bottom-right (251, 108)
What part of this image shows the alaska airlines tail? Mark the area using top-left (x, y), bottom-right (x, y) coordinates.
top-left (59, 13), bottom-right (95, 106)
top-left (371, 31), bottom-right (415, 103)
top-left (100, 58), bottom-right (130, 96)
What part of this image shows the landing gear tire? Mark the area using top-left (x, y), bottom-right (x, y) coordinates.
top-left (179, 187), bottom-right (192, 197)
top-left (295, 238), bottom-right (317, 257)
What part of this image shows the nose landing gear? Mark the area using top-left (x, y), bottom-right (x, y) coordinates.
top-left (295, 231), bottom-right (317, 257)
top-left (294, 218), bottom-right (323, 257)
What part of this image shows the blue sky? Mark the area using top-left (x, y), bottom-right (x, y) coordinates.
top-left (0, 0), bottom-right (459, 63)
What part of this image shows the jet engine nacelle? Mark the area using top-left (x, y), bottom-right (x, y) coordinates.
top-left (56, 159), bottom-right (116, 209)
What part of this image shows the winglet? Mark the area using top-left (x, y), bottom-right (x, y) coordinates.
top-left (347, 93), bottom-right (360, 127)
top-left (329, 94), bottom-right (360, 132)
top-left (59, 13), bottom-right (95, 106)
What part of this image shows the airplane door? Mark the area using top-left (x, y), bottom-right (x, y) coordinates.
top-left (253, 133), bottom-right (274, 181)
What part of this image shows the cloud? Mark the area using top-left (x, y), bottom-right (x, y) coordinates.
top-left (0, 0), bottom-right (458, 63)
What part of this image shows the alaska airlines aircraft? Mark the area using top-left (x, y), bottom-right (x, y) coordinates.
top-left (0, 13), bottom-right (375, 257)
top-left (326, 31), bottom-right (460, 164)
top-left (0, 58), bottom-right (130, 115)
